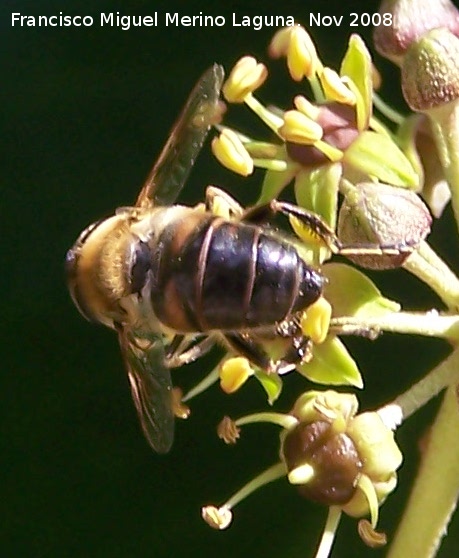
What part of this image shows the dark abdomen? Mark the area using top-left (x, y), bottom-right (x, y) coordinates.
top-left (153, 216), bottom-right (324, 332)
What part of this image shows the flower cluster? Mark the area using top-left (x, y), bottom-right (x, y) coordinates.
top-left (203, 391), bottom-right (402, 552)
top-left (175, 2), bottom-right (459, 556)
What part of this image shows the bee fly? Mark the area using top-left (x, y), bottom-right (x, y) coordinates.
top-left (67, 64), bottom-right (389, 453)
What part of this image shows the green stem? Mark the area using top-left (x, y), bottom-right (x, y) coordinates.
top-left (182, 364), bottom-right (220, 402)
top-left (402, 240), bottom-right (459, 311)
top-left (372, 92), bottom-right (405, 126)
top-left (427, 103), bottom-right (459, 234)
top-left (330, 310), bottom-right (459, 342)
top-left (387, 384), bottom-right (459, 558)
top-left (244, 93), bottom-right (284, 135)
top-left (391, 345), bottom-right (459, 421)
top-left (314, 506), bottom-right (342, 558)
top-left (235, 412), bottom-right (298, 430)
top-left (224, 462), bottom-right (286, 509)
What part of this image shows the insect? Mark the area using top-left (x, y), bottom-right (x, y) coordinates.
top-left (66, 65), bottom-right (225, 453)
top-left (66, 64), bottom-right (415, 454)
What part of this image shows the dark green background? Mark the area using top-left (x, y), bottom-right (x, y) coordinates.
top-left (2, 0), bottom-right (459, 556)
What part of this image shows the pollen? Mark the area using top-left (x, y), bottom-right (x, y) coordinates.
top-left (300, 297), bottom-right (332, 344)
top-left (320, 67), bottom-right (357, 106)
top-left (211, 129), bottom-right (254, 176)
top-left (222, 56), bottom-right (268, 103)
top-left (286, 26), bottom-right (319, 81)
top-left (219, 357), bottom-right (253, 393)
top-left (279, 110), bottom-right (323, 144)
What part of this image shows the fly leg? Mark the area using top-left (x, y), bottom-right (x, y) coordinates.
top-left (242, 200), bottom-right (414, 257)
top-left (164, 334), bottom-right (216, 419)
top-left (224, 329), bottom-right (311, 376)
top-left (165, 334), bottom-right (215, 367)
top-left (275, 317), bottom-right (313, 370)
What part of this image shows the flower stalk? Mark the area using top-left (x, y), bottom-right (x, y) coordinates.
top-left (387, 383), bottom-right (459, 558)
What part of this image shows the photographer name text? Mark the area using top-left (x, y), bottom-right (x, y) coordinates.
top-left (11, 12), bottom-right (392, 31)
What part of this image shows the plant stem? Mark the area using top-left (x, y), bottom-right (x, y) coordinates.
top-left (403, 241), bottom-right (459, 311)
top-left (235, 412), bottom-right (298, 430)
top-left (331, 311), bottom-right (459, 342)
top-left (390, 346), bottom-right (459, 421)
top-left (372, 92), bottom-right (405, 125)
top-left (224, 462), bottom-right (286, 509)
top-left (314, 506), bottom-right (342, 558)
top-left (427, 103), bottom-right (459, 235)
top-left (387, 383), bottom-right (459, 558)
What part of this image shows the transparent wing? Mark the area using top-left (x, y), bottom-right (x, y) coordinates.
top-left (118, 328), bottom-right (174, 453)
top-left (136, 64), bottom-right (225, 209)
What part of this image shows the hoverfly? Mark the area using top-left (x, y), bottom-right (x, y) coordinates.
top-left (66, 65), bottom-right (226, 453)
top-left (67, 64), bottom-right (408, 455)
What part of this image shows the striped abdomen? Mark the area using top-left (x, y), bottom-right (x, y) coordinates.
top-left (152, 214), bottom-right (324, 332)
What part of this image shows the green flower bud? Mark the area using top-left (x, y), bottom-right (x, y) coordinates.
top-left (338, 182), bottom-right (432, 269)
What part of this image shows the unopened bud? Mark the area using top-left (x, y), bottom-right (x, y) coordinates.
top-left (338, 182), bottom-right (432, 269)
top-left (374, 0), bottom-right (459, 66)
top-left (402, 28), bottom-right (459, 111)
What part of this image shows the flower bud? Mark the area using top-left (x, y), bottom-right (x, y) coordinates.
top-left (281, 391), bottom-right (402, 518)
top-left (402, 28), bottom-right (459, 111)
top-left (374, 0), bottom-right (459, 66)
top-left (338, 182), bottom-right (432, 269)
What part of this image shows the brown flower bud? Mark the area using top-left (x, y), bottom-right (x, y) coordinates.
top-left (337, 182), bottom-right (432, 269)
top-left (402, 28), bottom-right (459, 111)
top-left (373, 0), bottom-right (459, 66)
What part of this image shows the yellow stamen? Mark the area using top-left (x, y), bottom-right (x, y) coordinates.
top-left (219, 356), bottom-right (253, 393)
top-left (287, 26), bottom-right (319, 81)
top-left (294, 95), bottom-right (321, 119)
top-left (268, 26), bottom-right (296, 58)
top-left (212, 129), bottom-right (254, 176)
top-left (201, 505), bottom-right (233, 530)
top-left (300, 297), bottom-right (332, 344)
top-left (223, 56), bottom-right (268, 103)
top-left (320, 67), bottom-right (357, 105)
top-left (287, 463), bottom-right (315, 484)
top-left (279, 110), bottom-right (323, 144)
